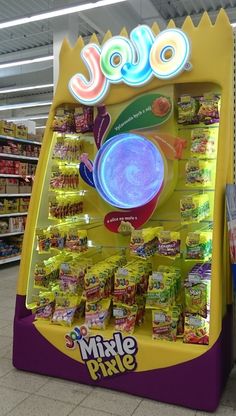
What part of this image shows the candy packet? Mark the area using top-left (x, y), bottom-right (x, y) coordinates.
top-left (146, 272), bottom-right (173, 308)
top-left (198, 94), bottom-right (220, 124)
top-left (180, 194), bottom-right (210, 224)
top-left (186, 159), bottom-right (212, 187)
top-left (152, 307), bottom-right (180, 341)
top-left (177, 95), bottom-right (198, 125)
top-left (191, 128), bottom-right (218, 159)
top-left (85, 298), bottom-right (111, 330)
top-left (113, 303), bottom-right (138, 334)
top-left (183, 314), bottom-right (209, 344)
top-left (34, 291), bottom-right (55, 321)
top-left (185, 231), bottom-right (212, 260)
top-left (36, 228), bottom-right (50, 253)
top-left (157, 230), bottom-right (180, 258)
top-left (52, 107), bottom-right (75, 133)
top-left (51, 292), bottom-right (79, 326)
top-left (184, 281), bottom-right (209, 318)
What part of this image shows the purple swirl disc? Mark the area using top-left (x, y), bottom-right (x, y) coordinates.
top-left (93, 133), bottom-right (164, 209)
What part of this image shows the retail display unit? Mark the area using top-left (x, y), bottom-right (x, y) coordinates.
top-left (13, 10), bottom-right (233, 412)
top-left (0, 132), bottom-right (40, 264)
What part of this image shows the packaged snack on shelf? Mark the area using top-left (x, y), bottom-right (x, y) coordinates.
top-left (65, 228), bottom-right (87, 252)
top-left (14, 124), bottom-right (28, 139)
top-left (34, 291), bottom-right (55, 321)
top-left (50, 166), bottom-right (79, 191)
top-left (52, 107), bottom-right (75, 133)
top-left (157, 230), bottom-right (180, 258)
top-left (190, 128), bottom-right (218, 159)
top-left (0, 238), bottom-right (21, 258)
top-left (85, 298), bottom-right (111, 330)
top-left (36, 229), bottom-right (51, 253)
top-left (0, 220), bottom-right (8, 234)
top-left (113, 303), bottom-right (138, 334)
top-left (74, 106), bottom-right (94, 133)
top-left (183, 314), bottom-right (209, 344)
top-left (52, 135), bottom-right (83, 162)
top-left (198, 94), bottom-right (220, 124)
top-left (185, 231), bottom-right (212, 260)
top-left (177, 95), bottom-right (199, 125)
top-left (34, 256), bottom-right (60, 288)
top-left (186, 159), bottom-right (212, 187)
top-left (0, 178), bottom-right (6, 194)
top-left (114, 267), bottom-right (136, 305)
top-left (84, 270), bottom-right (101, 302)
top-left (146, 266), bottom-right (181, 309)
top-left (6, 198), bottom-right (19, 213)
top-left (48, 194), bottom-right (83, 219)
top-left (184, 280), bottom-right (210, 318)
top-left (51, 292), bottom-right (79, 326)
top-left (152, 307), bottom-right (180, 341)
top-left (0, 120), bottom-right (15, 136)
top-left (9, 216), bottom-right (25, 233)
top-left (135, 295), bottom-right (146, 325)
top-left (19, 197), bottom-right (30, 212)
top-left (5, 178), bottom-right (19, 194)
top-left (130, 226), bottom-right (162, 258)
top-left (180, 194), bottom-right (210, 224)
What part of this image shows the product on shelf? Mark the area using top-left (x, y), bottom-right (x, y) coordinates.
top-left (185, 159), bottom-right (212, 187)
top-left (177, 94), bottom-right (220, 126)
top-left (130, 226), bottom-right (162, 258)
top-left (50, 166), bottom-right (79, 190)
top-left (185, 231), bottom-right (212, 260)
top-left (48, 194), bottom-right (83, 219)
top-left (180, 194), bottom-right (210, 224)
top-left (198, 94), bottom-right (220, 124)
top-left (36, 225), bottom-right (88, 253)
top-left (85, 298), bottom-right (111, 330)
top-left (0, 141), bottom-right (40, 157)
top-left (74, 106), bottom-right (94, 133)
top-left (184, 263), bottom-right (211, 318)
top-left (0, 159), bottom-right (37, 176)
top-left (113, 304), bottom-right (138, 334)
top-left (52, 135), bottom-right (83, 162)
top-left (183, 314), bottom-right (209, 345)
top-left (0, 220), bottom-right (8, 234)
top-left (19, 197), bottom-right (30, 212)
top-left (0, 236), bottom-right (22, 258)
top-left (177, 95), bottom-right (199, 125)
top-left (190, 128), bottom-right (218, 159)
top-left (146, 266), bottom-right (181, 309)
top-left (157, 230), bottom-right (181, 258)
top-left (51, 291), bottom-right (79, 326)
top-left (34, 291), bottom-right (55, 321)
top-left (52, 107), bottom-right (75, 133)
top-left (0, 120), bottom-right (15, 136)
top-left (152, 306), bottom-right (181, 341)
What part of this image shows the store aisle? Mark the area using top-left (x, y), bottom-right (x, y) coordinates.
top-left (0, 265), bottom-right (235, 416)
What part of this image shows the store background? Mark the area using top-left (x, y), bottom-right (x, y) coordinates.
top-left (0, 0), bottom-right (236, 415)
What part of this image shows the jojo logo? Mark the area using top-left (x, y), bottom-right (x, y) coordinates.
top-left (65, 328), bottom-right (138, 381)
top-left (69, 25), bottom-right (191, 105)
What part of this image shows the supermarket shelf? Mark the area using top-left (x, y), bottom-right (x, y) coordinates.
top-left (0, 212), bottom-right (27, 218)
top-left (0, 153), bottom-right (38, 161)
top-left (0, 231), bottom-right (24, 237)
top-left (0, 134), bottom-right (41, 146)
top-left (0, 174), bottom-right (33, 178)
top-left (0, 255), bottom-right (21, 265)
top-left (0, 193), bottom-right (31, 197)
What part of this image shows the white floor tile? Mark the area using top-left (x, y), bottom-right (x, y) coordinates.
top-left (132, 399), bottom-right (196, 416)
top-left (36, 379), bottom-right (93, 405)
top-left (69, 406), bottom-right (117, 416)
top-left (6, 394), bottom-right (75, 416)
top-left (196, 405), bottom-right (236, 415)
top-left (81, 388), bottom-right (141, 416)
top-left (0, 386), bottom-right (29, 416)
top-left (0, 369), bottom-right (48, 393)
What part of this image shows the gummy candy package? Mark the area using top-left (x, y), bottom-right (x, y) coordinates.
top-left (51, 292), bottom-right (79, 326)
top-left (191, 128), bottom-right (217, 159)
top-left (183, 314), bottom-right (209, 344)
top-left (157, 230), bottom-right (180, 258)
top-left (85, 298), bottom-right (111, 330)
top-left (180, 194), bottom-right (210, 224)
top-left (177, 95), bottom-right (199, 125)
top-left (186, 159), bottom-right (212, 187)
top-left (152, 307), bottom-right (180, 341)
top-left (184, 281), bottom-right (209, 318)
top-left (185, 231), bottom-right (212, 260)
top-left (146, 272), bottom-right (173, 308)
top-left (34, 291), bottom-right (55, 321)
top-left (113, 304), bottom-right (138, 334)
top-left (52, 107), bottom-right (75, 133)
top-left (198, 94), bottom-right (220, 124)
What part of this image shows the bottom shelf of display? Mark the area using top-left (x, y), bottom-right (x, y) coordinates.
top-left (0, 255), bottom-right (21, 265)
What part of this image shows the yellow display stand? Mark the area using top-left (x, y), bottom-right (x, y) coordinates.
top-left (13, 10), bottom-right (233, 411)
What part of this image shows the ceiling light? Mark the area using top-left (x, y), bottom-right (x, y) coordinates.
top-left (7, 115), bottom-right (48, 121)
top-left (0, 84), bottom-right (53, 94)
top-left (0, 101), bottom-right (52, 111)
top-left (0, 56), bottom-right (53, 70)
top-left (35, 126), bottom-right (46, 129)
top-left (0, 0), bottom-right (126, 30)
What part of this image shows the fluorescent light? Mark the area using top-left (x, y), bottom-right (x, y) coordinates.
top-left (0, 84), bottom-right (53, 94)
top-left (0, 56), bottom-right (53, 70)
top-left (0, 0), bottom-right (126, 30)
top-left (35, 126), bottom-right (46, 129)
top-left (0, 101), bottom-right (52, 111)
top-left (7, 115), bottom-right (48, 121)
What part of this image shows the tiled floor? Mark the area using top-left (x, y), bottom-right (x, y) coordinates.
top-left (0, 264), bottom-right (236, 416)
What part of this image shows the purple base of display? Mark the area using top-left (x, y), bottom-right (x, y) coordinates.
top-left (13, 295), bottom-right (233, 412)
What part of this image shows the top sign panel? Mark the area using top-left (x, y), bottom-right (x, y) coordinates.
top-left (68, 25), bottom-right (191, 106)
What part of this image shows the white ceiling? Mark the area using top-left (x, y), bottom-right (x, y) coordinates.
top-left (0, 0), bottom-right (235, 127)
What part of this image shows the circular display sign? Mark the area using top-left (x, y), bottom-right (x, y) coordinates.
top-left (93, 133), bottom-right (165, 209)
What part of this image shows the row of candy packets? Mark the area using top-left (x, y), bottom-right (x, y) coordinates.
top-left (152, 306), bottom-right (181, 341)
top-left (130, 226), bottom-right (163, 258)
top-left (50, 166), bottom-right (79, 190)
top-left (180, 194), bottom-right (210, 224)
top-left (52, 106), bottom-right (94, 134)
top-left (185, 231), bottom-right (212, 260)
top-left (177, 94), bottom-right (220, 125)
top-left (59, 258), bottom-right (91, 294)
top-left (85, 299), bottom-right (112, 330)
top-left (36, 226), bottom-right (87, 253)
top-left (184, 263), bottom-right (211, 318)
top-left (34, 255), bottom-right (61, 288)
top-left (49, 194), bottom-right (83, 219)
top-left (52, 135), bottom-right (83, 162)
top-left (157, 230), bottom-right (180, 258)
top-left (145, 266), bottom-right (181, 309)
top-left (51, 291), bottom-right (81, 326)
top-left (186, 159), bottom-right (212, 187)
top-left (190, 127), bottom-right (218, 159)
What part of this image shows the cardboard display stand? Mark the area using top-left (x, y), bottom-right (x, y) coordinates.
top-left (13, 10), bottom-right (233, 412)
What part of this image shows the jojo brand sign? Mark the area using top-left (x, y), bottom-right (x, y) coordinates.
top-left (65, 326), bottom-right (138, 381)
top-left (69, 25), bottom-right (191, 105)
